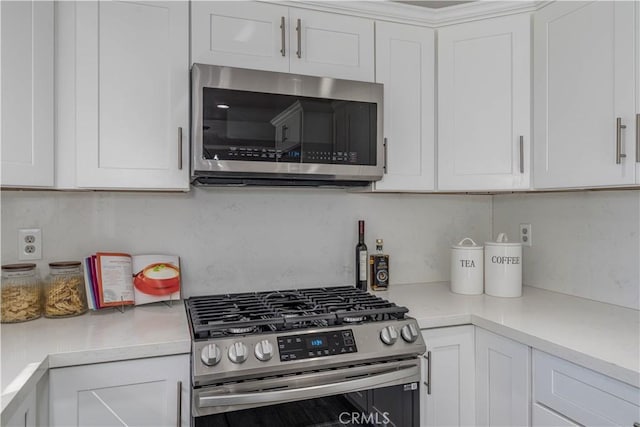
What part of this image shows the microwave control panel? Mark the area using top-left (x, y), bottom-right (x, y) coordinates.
top-left (277, 329), bottom-right (357, 362)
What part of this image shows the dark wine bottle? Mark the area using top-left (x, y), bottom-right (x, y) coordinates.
top-left (355, 220), bottom-right (368, 290)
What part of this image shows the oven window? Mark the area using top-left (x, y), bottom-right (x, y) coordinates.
top-left (194, 383), bottom-right (418, 427)
top-left (201, 88), bottom-right (377, 166)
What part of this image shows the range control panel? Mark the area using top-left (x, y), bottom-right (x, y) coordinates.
top-left (277, 329), bottom-right (357, 362)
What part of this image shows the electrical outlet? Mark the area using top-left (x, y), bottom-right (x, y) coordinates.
top-left (519, 223), bottom-right (532, 247)
top-left (18, 228), bottom-right (42, 260)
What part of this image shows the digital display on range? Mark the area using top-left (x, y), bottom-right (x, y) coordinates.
top-left (306, 337), bottom-right (327, 348)
top-left (277, 329), bottom-right (357, 362)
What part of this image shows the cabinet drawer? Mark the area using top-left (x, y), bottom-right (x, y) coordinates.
top-left (533, 350), bottom-right (640, 426)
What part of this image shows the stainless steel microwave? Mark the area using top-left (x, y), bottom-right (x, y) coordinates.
top-left (191, 64), bottom-right (384, 186)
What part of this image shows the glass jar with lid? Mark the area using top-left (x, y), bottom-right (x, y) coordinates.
top-left (1, 263), bottom-right (43, 323)
top-left (44, 261), bottom-right (88, 318)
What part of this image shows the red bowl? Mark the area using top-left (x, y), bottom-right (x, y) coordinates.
top-left (134, 263), bottom-right (180, 296)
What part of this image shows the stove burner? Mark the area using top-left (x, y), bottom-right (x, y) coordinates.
top-left (186, 286), bottom-right (409, 339)
top-left (227, 325), bottom-right (257, 335)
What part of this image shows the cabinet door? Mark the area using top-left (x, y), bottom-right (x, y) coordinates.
top-left (636, 2), bottom-right (640, 184)
top-left (532, 403), bottom-right (579, 427)
top-left (420, 325), bottom-right (475, 427)
top-left (534, 1), bottom-right (636, 188)
top-left (373, 22), bottom-right (435, 192)
top-left (0, 0), bottom-right (54, 187)
top-left (438, 14), bottom-right (531, 191)
top-left (289, 9), bottom-right (374, 82)
top-left (49, 355), bottom-right (189, 427)
top-left (75, 1), bottom-right (189, 190)
top-left (533, 350), bottom-right (640, 426)
top-left (476, 328), bottom-right (531, 427)
top-left (190, 1), bottom-right (289, 73)
top-left (1, 387), bottom-right (37, 427)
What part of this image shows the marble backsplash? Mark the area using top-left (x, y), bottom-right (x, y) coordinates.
top-left (1, 188), bottom-right (491, 296)
top-left (493, 190), bottom-right (640, 310)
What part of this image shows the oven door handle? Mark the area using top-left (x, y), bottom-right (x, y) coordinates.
top-left (198, 364), bottom-right (419, 409)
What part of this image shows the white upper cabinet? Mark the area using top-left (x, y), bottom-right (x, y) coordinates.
top-left (636, 2), bottom-right (640, 185)
top-left (437, 14), bottom-right (531, 191)
top-left (191, 2), bottom-right (374, 82)
top-left (191, 2), bottom-right (289, 73)
top-left (373, 21), bottom-right (435, 191)
top-left (75, 1), bottom-right (189, 190)
top-left (1, 0), bottom-right (54, 188)
top-left (534, 1), bottom-right (637, 189)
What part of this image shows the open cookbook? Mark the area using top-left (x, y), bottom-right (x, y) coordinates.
top-left (83, 253), bottom-right (181, 309)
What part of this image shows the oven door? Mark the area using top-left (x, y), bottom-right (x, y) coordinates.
top-left (193, 359), bottom-right (420, 427)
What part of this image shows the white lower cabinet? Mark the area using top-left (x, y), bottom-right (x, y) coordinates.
top-left (49, 355), bottom-right (189, 427)
top-left (532, 403), bottom-right (578, 427)
top-left (420, 325), bottom-right (475, 427)
top-left (533, 350), bottom-right (640, 427)
top-left (2, 388), bottom-right (37, 427)
top-left (476, 327), bottom-right (531, 427)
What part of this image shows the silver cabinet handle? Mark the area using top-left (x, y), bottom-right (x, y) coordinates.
top-left (178, 127), bottom-right (183, 170)
top-left (636, 113), bottom-right (640, 164)
top-left (519, 135), bottom-right (524, 174)
top-left (422, 351), bottom-right (432, 395)
top-left (616, 117), bottom-right (627, 164)
top-left (296, 19), bottom-right (301, 58)
top-left (176, 381), bottom-right (182, 427)
top-left (383, 137), bottom-right (388, 174)
top-left (280, 16), bottom-right (285, 57)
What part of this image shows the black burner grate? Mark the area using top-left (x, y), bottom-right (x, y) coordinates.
top-left (186, 286), bottom-right (408, 339)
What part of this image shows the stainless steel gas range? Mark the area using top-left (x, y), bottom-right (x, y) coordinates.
top-left (185, 286), bottom-right (426, 427)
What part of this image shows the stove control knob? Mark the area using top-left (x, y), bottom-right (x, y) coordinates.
top-left (201, 343), bottom-right (222, 366)
top-left (380, 326), bottom-right (399, 345)
top-left (228, 342), bottom-right (248, 364)
top-left (401, 323), bottom-right (419, 343)
top-left (254, 340), bottom-right (274, 362)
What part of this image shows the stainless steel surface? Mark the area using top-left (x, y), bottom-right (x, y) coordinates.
top-left (194, 359), bottom-right (420, 416)
top-left (380, 325), bottom-right (399, 345)
top-left (191, 64), bottom-right (384, 183)
top-left (425, 351), bottom-right (432, 395)
top-left (228, 342), bottom-right (249, 364)
top-left (280, 16), bottom-right (286, 57)
top-left (176, 381), bottom-right (182, 427)
top-left (296, 19), bottom-right (302, 58)
top-left (200, 343), bottom-right (221, 366)
top-left (254, 339), bottom-right (274, 361)
top-left (401, 324), bottom-right (419, 343)
top-left (192, 318), bottom-right (425, 386)
top-left (636, 113), bottom-right (640, 163)
top-left (178, 127), bottom-right (183, 170)
top-left (383, 137), bottom-right (388, 174)
top-left (616, 117), bottom-right (627, 164)
top-left (519, 135), bottom-right (524, 174)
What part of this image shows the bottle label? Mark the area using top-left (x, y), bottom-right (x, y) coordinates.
top-left (359, 251), bottom-right (368, 281)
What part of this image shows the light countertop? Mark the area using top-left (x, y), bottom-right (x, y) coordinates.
top-left (1, 302), bottom-right (190, 413)
top-left (377, 282), bottom-right (640, 388)
top-left (1, 283), bottom-right (639, 417)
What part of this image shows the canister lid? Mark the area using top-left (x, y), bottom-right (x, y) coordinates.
top-left (1, 263), bottom-right (36, 271)
top-left (484, 232), bottom-right (522, 247)
top-left (451, 237), bottom-right (483, 250)
top-left (49, 261), bottom-right (81, 268)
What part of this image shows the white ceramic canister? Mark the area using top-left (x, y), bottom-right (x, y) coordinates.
top-left (484, 233), bottom-right (522, 297)
top-left (450, 238), bottom-right (484, 295)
